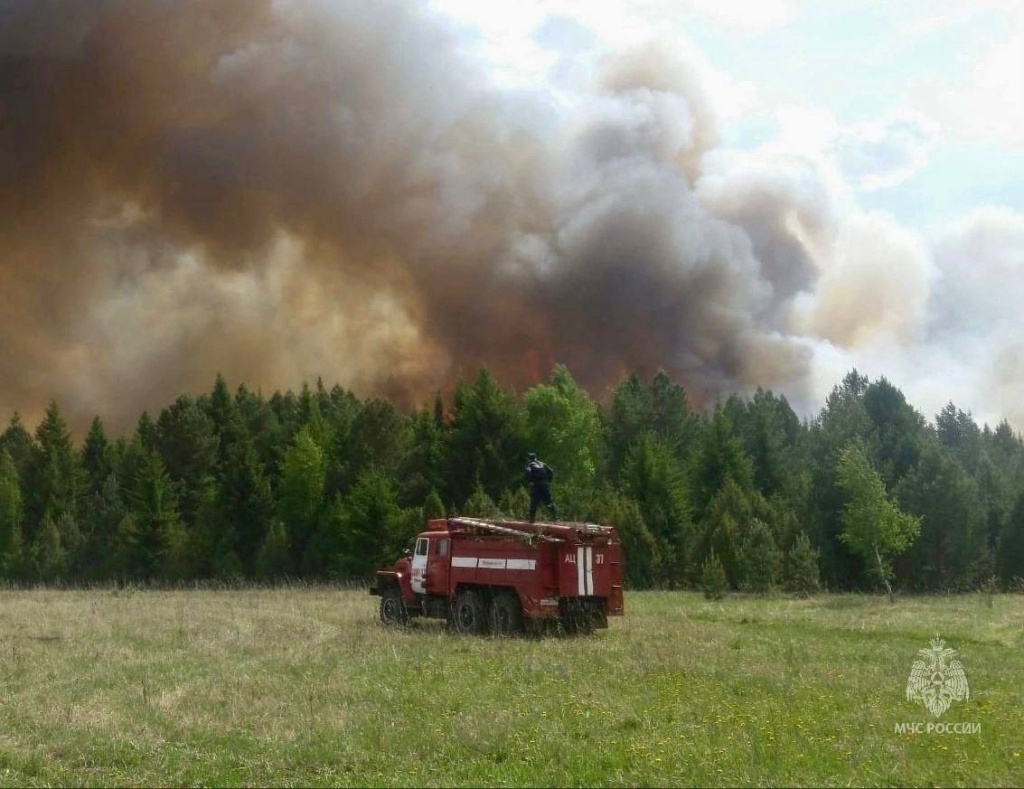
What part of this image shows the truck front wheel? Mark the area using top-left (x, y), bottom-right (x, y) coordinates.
top-left (452, 589), bottom-right (487, 635)
top-left (380, 586), bottom-right (408, 627)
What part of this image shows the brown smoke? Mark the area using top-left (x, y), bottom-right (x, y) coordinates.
top-left (0, 0), bottom-right (822, 433)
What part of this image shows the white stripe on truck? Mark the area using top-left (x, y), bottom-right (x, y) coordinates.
top-left (576, 546), bottom-right (594, 595)
top-left (577, 546), bottom-right (585, 595)
top-left (585, 545), bottom-right (594, 595)
top-left (451, 557), bottom-right (537, 570)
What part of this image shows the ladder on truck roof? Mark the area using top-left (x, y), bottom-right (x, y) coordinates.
top-left (446, 516), bottom-right (567, 543)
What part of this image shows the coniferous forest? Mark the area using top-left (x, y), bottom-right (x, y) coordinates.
top-left (1, 365), bottom-right (1023, 592)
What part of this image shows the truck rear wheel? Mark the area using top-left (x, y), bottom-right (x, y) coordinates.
top-left (379, 586), bottom-right (408, 627)
top-left (490, 592), bottom-right (523, 636)
top-left (452, 589), bottom-right (487, 635)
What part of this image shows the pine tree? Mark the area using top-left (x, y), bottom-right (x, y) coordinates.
top-left (79, 473), bottom-right (128, 581)
top-left (701, 550), bottom-right (728, 600)
top-left (737, 517), bottom-right (781, 592)
top-left (463, 483), bottom-right (500, 518)
top-left (135, 411), bottom-right (158, 451)
top-left (81, 417), bottom-right (112, 496)
top-left (785, 533), bottom-right (821, 597)
top-left (333, 469), bottom-right (410, 578)
top-left (341, 398), bottom-right (412, 491)
top-left (446, 368), bottom-right (526, 508)
top-left (108, 513), bottom-right (140, 581)
top-left (620, 433), bottom-right (691, 586)
top-left (896, 441), bottom-right (985, 590)
top-left (31, 514), bottom-right (65, 582)
top-left (691, 477), bottom-right (760, 588)
top-left (806, 369), bottom-right (874, 588)
top-left (603, 373), bottom-right (654, 480)
top-left (296, 382), bottom-right (327, 448)
top-left (255, 520), bottom-right (290, 580)
top-left (0, 450), bottom-right (24, 578)
top-left (161, 520), bottom-right (194, 580)
top-left (400, 406), bottom-right (448, 507)
top-left (498, 487), bottom-right (528, 520)
top-left (128, 447), bottom-right (185, 578)
top-left (689, 409), bottom-right (756, 522)
top-left (26, 401), bottom-right (84, 543)
top-left (154, 394), bottom-right (218, 528)
top-left (0, 413), bottom-right (35, 480)
top-left (588, 485), bottom-right (660, 588)
top-left (997, 489), bottom-right (1024, 583)
top-left (277, 427), bottom-right (326, 567)
top-left (649, 370), bottom-right (700, 461)
top-left (56, 512), bottom-right (84, 577)
top-left (421, 489), bottom-right (447, 520)
top-left (217, 434), bottom-right (273, 575)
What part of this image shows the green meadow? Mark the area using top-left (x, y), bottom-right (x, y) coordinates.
top-left (0, 588), bottom-right (1020, 787)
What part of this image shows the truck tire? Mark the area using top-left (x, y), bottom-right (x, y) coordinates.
top-left (452, 589), bottom-right (487, 635)
top-left (379, 586), bottom-right (408, 627)
top-left (490, 592), bottom-right (523, 636)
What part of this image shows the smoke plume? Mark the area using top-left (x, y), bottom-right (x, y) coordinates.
top-left (0, 0), bottom-right (950, 432)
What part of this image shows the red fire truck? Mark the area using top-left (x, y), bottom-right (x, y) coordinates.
top-left (370, 516), bottom-right (624, 635)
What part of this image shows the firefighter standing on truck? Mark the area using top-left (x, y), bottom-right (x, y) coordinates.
top-left (524, 452), bottom-right (556, 522)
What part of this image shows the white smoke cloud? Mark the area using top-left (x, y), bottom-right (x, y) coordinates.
top-left (794, 211), bottom-right (936, 348)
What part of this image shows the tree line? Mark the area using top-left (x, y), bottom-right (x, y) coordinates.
top-left (1, 365), bottom-right (1022, 592)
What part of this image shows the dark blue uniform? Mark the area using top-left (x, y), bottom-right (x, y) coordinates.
top-left (525, 457), bottom-right (556, 522)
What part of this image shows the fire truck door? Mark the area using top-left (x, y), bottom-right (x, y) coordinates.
top-left (424, 537), bottom-right (450, 595)
top-left (411, 537), bottom-right (428, 594)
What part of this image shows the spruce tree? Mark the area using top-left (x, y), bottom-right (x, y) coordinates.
top-left (701, 550), bottom-right (728, 600)
top-left (0, 450), bottom-right (24, 578)
top-left (217, 434), bottom-right (273, 575)
top-left (31, 514), bottom-right (65, 582)
top-left (81, 417), bottom-right (112, 496)
top-left (785, 533), bottom-right (821, 597)
top-left (997, 490), bottom-right (1024, 583)
top-left (737, 518), bottom-right (781, 592)
top-left (26, 401), bottom-right (84, 543)
top-left (255, 520), bottom-right (290, 580)
top-left (421, 489), bottom-right (447, 520)
top-left (278, 427), bottom-right (326, 567)
top-left (620, 433), bottom-right (691, 587)
top-left (128, 447), bottom-right (186, 578)
top-left (0, 413), bottom-right (35, 479)
top-left (463, 483), bottom-right (500, 518)
top-left (588, 485), bottom-right (660, 588)
top-left (79, 473), bottom-right (127, 581)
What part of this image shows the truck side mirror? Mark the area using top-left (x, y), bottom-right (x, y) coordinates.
top-left (402, 548), bottom-right (413, 558)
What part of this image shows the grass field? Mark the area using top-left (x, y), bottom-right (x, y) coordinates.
top-left (0, 587), bottom-right (1020, 787)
